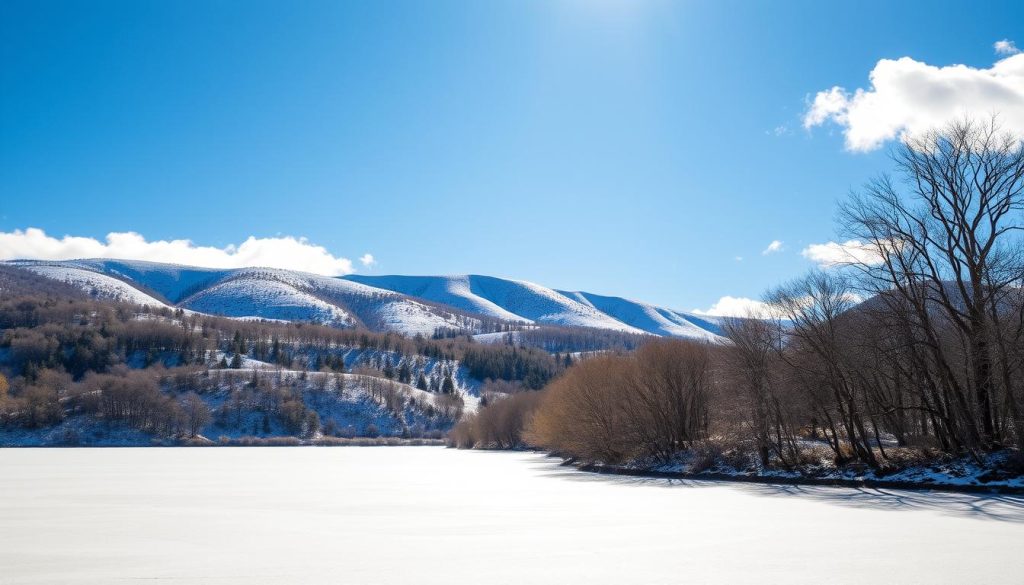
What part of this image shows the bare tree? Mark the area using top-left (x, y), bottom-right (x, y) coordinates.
top-left (841, 117), bottom-right (1024, 449)
top-left (182, 392), bottom-right (211, 438)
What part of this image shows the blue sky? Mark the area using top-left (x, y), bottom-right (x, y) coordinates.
top-left (2, 0), bottom-right (1022, 313)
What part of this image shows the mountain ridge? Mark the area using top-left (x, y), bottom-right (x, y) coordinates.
top-left (3, 259), bottom-right (724, 341)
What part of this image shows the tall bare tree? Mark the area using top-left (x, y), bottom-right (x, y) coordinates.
top-left (841, 118), bottom-right (1024, 449)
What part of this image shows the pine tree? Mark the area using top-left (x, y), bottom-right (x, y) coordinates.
top-left (398, 360), bottom-right (412, 384)
top-left (230, 353), bottom-right (243, 369)
top-left (416, 372), bottom-right (428, 391)
top-left (441, 371), bottom-right (455, 395)
top-left (270, 337), bottom-right (281, 362)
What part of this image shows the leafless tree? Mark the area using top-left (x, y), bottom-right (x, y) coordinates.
top-left (840, 117), bottom-right (1024, 449)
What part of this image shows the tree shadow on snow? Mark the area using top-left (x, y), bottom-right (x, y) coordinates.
top-left (526, 457), bottom-right (1024, 523)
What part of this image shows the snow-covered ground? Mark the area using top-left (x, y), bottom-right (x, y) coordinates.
top-left (0, 448), bottom-right (1021, 585)
top-left (618, 450), bottom-right (1024, 492)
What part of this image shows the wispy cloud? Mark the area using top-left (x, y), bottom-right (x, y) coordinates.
top-left (359, 253), bottom-right (376, 267)
top-left (803, 48), bottom-right (1024, 151)
top-left (995, 39), bottom-right (1021, 56)
top-left (0, 228), bottom-right (357, 276)
top-left (761, 240), bottom-right (784, 255)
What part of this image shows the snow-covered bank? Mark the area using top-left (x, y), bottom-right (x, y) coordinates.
top-left (574, 450), bottom-right (1024, 494)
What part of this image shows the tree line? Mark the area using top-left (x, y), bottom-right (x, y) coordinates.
top-left (454, 120), bottom-right (1024, 473)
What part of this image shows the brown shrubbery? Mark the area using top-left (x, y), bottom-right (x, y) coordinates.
top-left (448, 390), bottom-right (543, 449)
top-left (523, 340), bottom-right (711, 464)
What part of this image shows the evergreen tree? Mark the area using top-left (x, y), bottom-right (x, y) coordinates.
top-left (441, 371), bottom-right (455, 395)
top-left (230, 353), bottom-right (243, 369)
top-left (398, 360), bottom-right (412, 384)
top-left (416, 372), bottom-right (428, 391)
top-left (270, 337), bottom-right (281, 362)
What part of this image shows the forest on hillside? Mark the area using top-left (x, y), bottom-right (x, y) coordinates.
top-left (0, 266), bottom-right (575, 445)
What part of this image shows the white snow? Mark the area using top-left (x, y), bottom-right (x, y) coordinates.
top-left (559, 290), bottom-right (726, 341)
top-left (9, 259), bottom-right (726, 340)
top-left (16, 263), bottom-right (172, 308)
top-left (347, 274), bottom-right (655, 335)
top-left (0, 448), bottom-right (1021, 585)
top-left (472, 330), bottom-right (522, 344)
top-left (180, 271), bottom-right (353, 325)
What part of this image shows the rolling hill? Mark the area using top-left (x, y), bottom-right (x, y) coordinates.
top-left (3, 260), bottom-right (725, 341)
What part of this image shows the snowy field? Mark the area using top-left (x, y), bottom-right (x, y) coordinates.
top-left (0, 448), bottom-right (1022, 585)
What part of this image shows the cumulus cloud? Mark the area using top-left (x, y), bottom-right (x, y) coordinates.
top-left (762, 240), bottom-right (784, 255)
top-left (359, 253), bottom-right (376, 267)
top-left (995, 39), bottom-right (1020, 56)
top-left (801, 239), bottom-right (886, 267)
top-left (0, 228), bottom-right (356, 276)
top-left (803, 50), bottom-right (1024, 151)
top-left (692, 296), bottom-right (778, 319)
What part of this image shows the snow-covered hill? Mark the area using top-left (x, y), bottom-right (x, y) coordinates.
top-left (557, 290), bottom-right (724, 341)
top-left (12, 262), bottom-right (174, 309)
top-left (346, 274), bottom-right (723, 340)
top-left (3, 260), bottom-right (725, 341)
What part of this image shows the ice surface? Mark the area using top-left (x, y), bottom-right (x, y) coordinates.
top-left (0, 448), bottom-right (1021, 585)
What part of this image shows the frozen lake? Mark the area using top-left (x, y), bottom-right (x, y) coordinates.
top-left (1, 447), bottom-right (1022, 584)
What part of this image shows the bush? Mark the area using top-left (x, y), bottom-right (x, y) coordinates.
top-left (526, 339), bottom-right (712, 465)
top-left (448, 390), bottom-right (543, 449)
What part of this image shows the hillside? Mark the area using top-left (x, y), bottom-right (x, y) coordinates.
top-left (2, 260), bottom-right (725, 341)
top-left (344, 274), bottom-right (724, 339)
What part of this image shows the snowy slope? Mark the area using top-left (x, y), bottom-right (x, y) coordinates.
top-left (180, 271), bottom-right (353, 325)
top-left (13, 262), bottom-right (172, 308)
top-left (341, 275), bottom-right (525, 322)
top-left (61, 259), bottom-right (231, 302)
top-left (5, 259), bottom-right (724, 340)
top-left (345, 274), bottom-right (648, 334)
top-left (558, 290), bottom-right (724, 340)
top-left (5, 261), bottom-right (477, 337)
top-left (345, 274), bottom-right (726, 339)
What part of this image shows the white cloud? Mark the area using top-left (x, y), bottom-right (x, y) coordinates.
top-left (734, 256), bottom-right (743, 262)
top-left (803, 51), bottom-right (1024, 151)
top-left (801, 239), bottom-right (886, 267)
top-left (762, 240), bottom-right (784, 255)
top-left (692, 296), bottom-right (778, 318)
top-left (0, 228), bottom-right (356, 276)
top-left (995, 39), bottom-right (1020, 56)
top-left (359, 253), bottom-right (376, 267)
